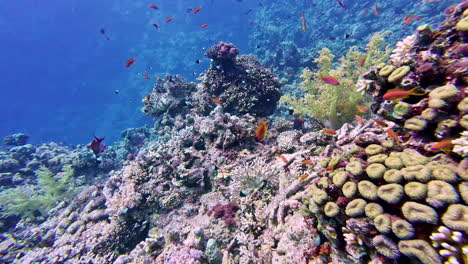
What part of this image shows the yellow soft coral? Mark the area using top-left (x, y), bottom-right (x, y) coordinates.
top-left (280, 32), bottom-right (391, 128)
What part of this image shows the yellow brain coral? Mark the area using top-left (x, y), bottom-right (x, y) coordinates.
top-left (401, 201), bottom-right (438, 224)
top-left (398, 240), bottom-right (442, 264)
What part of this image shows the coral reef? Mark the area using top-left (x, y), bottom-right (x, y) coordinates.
top-left (0, 3), bottom-right (466, 264)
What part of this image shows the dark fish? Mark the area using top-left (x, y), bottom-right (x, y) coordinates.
top-left (337, 0), bottom-right (346, 10)
top-left (245, 9), bottom-right (253, 15)
top-left (328, 36), bottom-right (336, 40)
top-left (344, 34), bottom-right (351, 39)
top-left (256, 45), bottom-right (261, 48)
top-left (100, 28), bottom-right (105, 34)
top-left (288, 108), bottom-right (294, 115)
top-left (89, 135), bottom-right (106, 157)
top-left (115, 90), bottom-right (119, 94)
top-left (195, 59), bottom-right (200, 64)
top-left (186, 8), bottom-right (193, 13)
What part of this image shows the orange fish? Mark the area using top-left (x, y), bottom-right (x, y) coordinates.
top-left (301, 12), bottom-right (307, 31)
top-left (321, 76), bottom-right (340, 85)
top-left (382, 87), bottom-right (424, 101)
top-left (386, 128), bottom-right (400, 144)
top-left (144, 94), bottom-right (151, 104)
top-left (372, 119), bottom-right (388, 127)
top-left (193, 7), bottom-right (202, 14)
top-left (355, 115), bottom-right (364, 125)
top-left (356, 105), bottom-right (367, 113)
top-left (149, 4), bottom-right (159, 10)
top-left (429, 139), bottom-right (453, 152)
top-left (373, 3), bottom-right (380, 15)
top-left (404, 13), bottom-right (422, 25)
top-left (323, 129), bottom-right (336, 135)
top-left (279, 155), bottom-right (289, 163)
top-left (302, 160), bottom-right (314, 165)
top-left (165, 17), bottom-right (174, 23)
top-left (201, 24), bottom-right (208, 28)
top-left (359, 56), bottom-right (367, 67)
top-left (211, 97), bottom-right (222, 104)
top-left (125, 58), bottom-right (136, 68)
top-left (299, 174), bottom-right (309, 182)
top-left (256, 120), bottom-right (268, 141)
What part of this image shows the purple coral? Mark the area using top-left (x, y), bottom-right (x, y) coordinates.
top-left (208, 201), bottom-right (239, 227)
top-left (204, 42), bottom-right (239, 66)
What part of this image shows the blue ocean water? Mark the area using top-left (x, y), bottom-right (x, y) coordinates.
top-left (0, 0), bottom-right (459, 145)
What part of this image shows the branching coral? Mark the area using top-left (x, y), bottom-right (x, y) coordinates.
top-left (280, 32), bottom-right (391, 128)
top-left (0, 165), bottom-right (79, 217)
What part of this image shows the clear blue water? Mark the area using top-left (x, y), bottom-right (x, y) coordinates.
top-left (0, 0), bottom-right (459, 145)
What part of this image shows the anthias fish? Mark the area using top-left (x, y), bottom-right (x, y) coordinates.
top-left (382, 88), bottom-right (424, 101)
top-left (149, 4), bottom-right (159, 10)
top-left (321, 76), bottom-right (340, 86)
top-left (301, 12), bottom-right (307, 31)
top-left (193, 7), bottom-right (202, 14)
top-left (429, 139), bottom-right (453, 152)
top-left (89, 135), bottom-right (106, 157)
top-left (201, 24), bottom-right (208, 28)
top-left (125, 58), bottom-right (136, 68)
top-left (404, 13), bottom-right (422, 25)
top-left (165, 17), bottom-right (174, 23)
top-left (256, 120), bottom-right (269, 141)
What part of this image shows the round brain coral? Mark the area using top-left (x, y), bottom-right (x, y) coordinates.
top-left (368, 154), bottom-right (388, 163)
top-left (358, 181), bottom-right (378, 200)
top-left (401, 201), bottom-right (438, 224)
top-left (426, 180), bottom-right (459, 208)
top-left (384, 169), bottom-right (403, 183)
top-left (324, 202), bottom-right (340, 217)
top-left (430, 165), bottom-right (458, 182)
top-left (392, 219), bottom-right (415, 239)
top-left (345, 198), bottom-right (367, 217)
top-left (332, 171), bottom-right (348, 187)
top-left (372, 235), bottom-right (400, 259)
top-left (379, 65), bottom-right (395, 77)
top-left (441, 204), bottom-right (468, 232)
top-left (401, 165), bottom-right (431, 182)
top-left (342, 181), bottom-right (357, 198)
top-left (404, 182), bottom-right (427, 200)
top-left (384, 156), bottom-right (404, 169)
top-left (398, 240), bottom-right (442, 264)
top-left (366, 163), bottom-right (387, 179)
top-left (377, 184), bottom-right (404, 204)
top-left (345, 161), bottom-right (363, 176)
top-left (374, 214), bottom-right (391, 234)
top-left (365, 203), bottom-right (384, 219)
top-left (388, 66), bottom-right (410, 83)
top-left (365, 144), bottom-right (385, 155)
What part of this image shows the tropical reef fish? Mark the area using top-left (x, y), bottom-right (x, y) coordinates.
top-left (279, 155), bottom-right (288, 163)
top-left (337, 0), bottom-right (346, 10)
top-left (193, 7), bottom-right (202, 14)
top-left (302, 160), bottom-right (314, 165)
top-left (323, 129), bottom-right (336, 135)
top-left (372, 118), bottom-right (388, 127)
top-left (382, 87), bottom-right (424, 101)
top-left (404, 13), bottom-right (422, 25)
top-left (151, 23), bottom-right (160, 30)
top-left (165, 17), bottom-right (174, 23)
top-left (89, 135), bottom-right (106, 157)
top-left (301, 12), bottom-right (307, 31)
top-left (359, 56), bottom-right (367, 67)
top-left (355, 115), bottom-right (364, 125)
top-left (374, 3), bottom-right (380, 15)
top-left (245, 9), bottom-right (253, 15)
top-left (429, 139), bottom-right (453, 152)
top-left (386, 128), bottom-right (400, 144)
top-left (256, 120), bottom-right (268, 141)
top-left (125, 58), bottom-right (136, 68)
top-left (356, 105), bottom-right (367, 113)
top-left (149, 4), bottom-right (159, 10)
top-left (201, 24), bottom-right (208, 28)
top-left (143, 72), bottom-right (150, 79)
top-left (211, 97), bottom-right (222, 104)
top-left (321, 76), bottom-right (340, 86)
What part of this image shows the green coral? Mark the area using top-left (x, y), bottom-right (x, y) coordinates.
top-left (280, 32), bottom-right (391, 128)
top-left (0, 165), bottom-right (79, 218)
